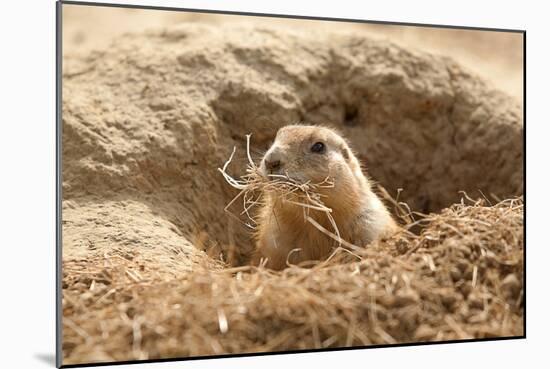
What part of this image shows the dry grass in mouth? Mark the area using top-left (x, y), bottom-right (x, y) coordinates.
top-left (218, 134), bottom-right (363, 252)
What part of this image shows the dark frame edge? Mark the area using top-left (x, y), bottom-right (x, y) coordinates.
top-left (522, 30), bottom-right (526, 338)
top-left (56, 1), bottom-right (63, 368)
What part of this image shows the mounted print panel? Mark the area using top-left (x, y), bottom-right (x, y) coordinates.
top-left (57, 1), bottom-right (525, 367)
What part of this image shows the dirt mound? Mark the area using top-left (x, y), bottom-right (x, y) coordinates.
top-left (61, 24), bottom-right (524, 364)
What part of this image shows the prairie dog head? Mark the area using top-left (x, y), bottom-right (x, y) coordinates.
top-left (259, 125), bottom-right (366, 192)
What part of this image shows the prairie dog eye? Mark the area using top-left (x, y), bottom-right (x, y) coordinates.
top-left (310, 142), bottom-right (325, 153)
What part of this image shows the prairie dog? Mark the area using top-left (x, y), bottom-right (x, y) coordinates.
top-left (254, 125), bottom-right (398, 270)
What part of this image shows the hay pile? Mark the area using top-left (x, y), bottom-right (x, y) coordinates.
top-left (61, 22), bottom-right (524, 365)
top-left (62, 198), bottom-right (523, 363)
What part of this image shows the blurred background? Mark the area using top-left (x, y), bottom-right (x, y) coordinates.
top-left (63, 4), bottom-right (523, 101)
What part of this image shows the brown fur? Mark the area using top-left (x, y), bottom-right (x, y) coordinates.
top-left (253, 125), bottom-right (398, 270)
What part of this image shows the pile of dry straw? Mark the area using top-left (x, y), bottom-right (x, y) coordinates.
top-left (62, 139), bottom-right (524, 364)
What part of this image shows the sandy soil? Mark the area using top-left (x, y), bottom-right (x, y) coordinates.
top-left (60, 5), bottom-right (524, 366)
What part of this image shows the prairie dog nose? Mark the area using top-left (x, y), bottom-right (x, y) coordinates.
top-left (266, 159), bottom-right (281, 171)
top-left (264, 150), bottom-right (283, 173)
